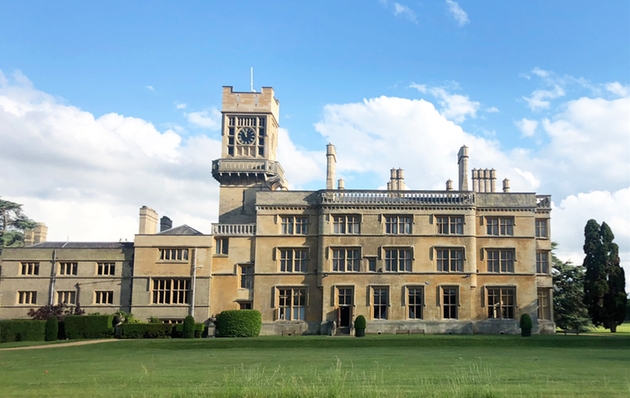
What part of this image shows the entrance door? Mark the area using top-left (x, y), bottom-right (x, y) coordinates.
top-left (337, 287), bottom-right (354, 328)
top-left (339, 306), bottom-right (351, 327)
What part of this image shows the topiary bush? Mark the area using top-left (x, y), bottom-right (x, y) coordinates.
top-left (0, 320), bottom-right (46, 343)
top-left (183, 315), bottom-right (195, 339)
top-left (45, 316), bottom-right (58, 341)
top-left (520, 313), bottom-right (533, 337)
top-left (119, 323), bottom-right (172, 339)
top-left (354, 315), bottom-right (367, 337)
top-left (216, 310), bottom-right (261, 337)
top-left (65, 315), bottom-right (114, 339)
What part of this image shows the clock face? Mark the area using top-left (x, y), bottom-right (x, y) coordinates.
top-left (237, 127), bottom-right (256, 145)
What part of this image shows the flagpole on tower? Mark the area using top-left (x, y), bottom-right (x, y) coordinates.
top-left (250, 67), bottom-right (254, 92)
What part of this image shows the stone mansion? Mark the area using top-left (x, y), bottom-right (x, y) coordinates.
top-left (0, 86), bottom-right (554, 335)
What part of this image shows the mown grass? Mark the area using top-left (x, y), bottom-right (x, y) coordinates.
top-left (1, 333), bottom-right (629, 397)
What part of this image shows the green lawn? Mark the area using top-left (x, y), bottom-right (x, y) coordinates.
top-left (1, 334), bottom-right (629, 398)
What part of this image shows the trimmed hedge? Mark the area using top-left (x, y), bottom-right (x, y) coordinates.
top-left (119, 323), bottom-right (172, 339)
top-left (172, 323), bottom-right (205, 338)
top-left (65, 315), bottom-right (114, 339)
top-left (0, 320), bottom-right (46, 343)
top-left (183, 315), bottom-right (195, 339)
top-left (354, 315), bottom-right (367, 329)
top-left (45, 316), bottom-right (58, 341)
top-left (216, 310), bottom-right (261, 337)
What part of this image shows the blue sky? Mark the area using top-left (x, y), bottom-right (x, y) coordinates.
top-left (1, 1), bottom-right (629, 282)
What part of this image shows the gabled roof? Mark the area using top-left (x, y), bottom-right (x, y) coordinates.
top-left (27, 242), bottom-right (134, 249)
top-left (157, 225), bottom-right (204, 236)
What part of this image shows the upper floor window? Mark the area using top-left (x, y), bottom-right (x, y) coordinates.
top-left (215, 238), bottom-right (228, 255)
top-left (58, 262), bottom-right (78, 276)
top-left (152, 278), bottom-right (190, 305)
top-left (384, 248), bottom-right (412, 272)
top-left (486, 217), bottom-right (514, 236)
top-left (240, 265), bottom-right (254, 289)
top-left (333, 215), bottom-right (360, 234)
top-left (332, 248), bottom-right (360, 272)
top-left (535, 219), bottom-right (548, 238)
top-left (281, 216), bottom-right (308, 235)
top-left (536, 252), bottom-right (549, 274)
top-left (97, 262), bottom-right (115, 276)
top-left (385, 216), bottom-right (412, 234)
top-left (436, 216), bottom-right (464, 235)
top-left (487, 287), bottom-right (515, 319)
top-left (20, 262), bottom-right (39, 276)
top-left (487, 249), bottom-right (515, 273)
top-left (279, 248), bottom-right (307, 273)
top-left (160, 249), bottom-right (189, 261)
top-left (436, 248), bottom-right (464, 272)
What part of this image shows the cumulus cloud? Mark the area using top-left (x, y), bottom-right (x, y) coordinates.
top-left (145, 85), bottom-right (155, 92)
top-left (515, 118), bottom-right (538, 137)
top-left (523, 85), bottom-right (565, 110)
top-left (606, 82), bottom-right (629, 97)
top-left (186, 107), bottom-right (221, 129)
top-left (410, 83), bottom-right (481, 122)
top-left (445, 0), bottom-right (469, 26)
top-left (175, 102), bottom-right (187, 109)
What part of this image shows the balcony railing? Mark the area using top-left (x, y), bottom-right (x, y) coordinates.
top-left (212, 159), bottom-right (285, 175)
top-left (320, 190), bottom-right (475, 205)
top-left (212, 223), bottom-right (256, 236)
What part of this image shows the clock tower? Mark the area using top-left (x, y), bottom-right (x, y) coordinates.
top-left (212, 86), bottom-right (287, 223)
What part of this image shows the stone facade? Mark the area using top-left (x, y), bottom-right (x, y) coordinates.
top-left (0, 85), bottom-right (554, 334)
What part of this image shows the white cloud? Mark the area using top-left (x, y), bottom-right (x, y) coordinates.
top-left (523, 85), bottom-right (565, 110)
top-left (145, 85), bottom-right (155, 92)
top-left (393, 3), bottom-right (417, 23)
top-left (515, 118), bottom-right (538, 137)
top-left (410, 83), bottom-right (481, 122)
top-left (175, 102), bottom-right (187, 109)
top-left (606, 82), bottom-right (629, 97)
top-left (552, 189), bottom-right (630, 283)
top-left (186, 107), bottom-right (221, 129)
top-left (277, 128), bottom-right (325, 188)
top-left (445, 0), bottom-right (469, 26)
top-left (486, 107), bottom-right (499, 113)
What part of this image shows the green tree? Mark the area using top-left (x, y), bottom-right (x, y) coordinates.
top-left (582, 220), bottom-right (627, 332)
top-left (0, 198), bottom-right (37, 247)
top-left (552, 243), bottom-right (591, 331)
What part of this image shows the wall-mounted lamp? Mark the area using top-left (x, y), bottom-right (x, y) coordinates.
top-left (323, 273), bottom-right (329, 278)
top-left (424, 281), bottom-right (430, 285)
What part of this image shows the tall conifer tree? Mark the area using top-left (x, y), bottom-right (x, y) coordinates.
top-left (582, 219), bottom-right (627, 332)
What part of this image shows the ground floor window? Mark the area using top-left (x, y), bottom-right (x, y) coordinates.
top-left (94, 291), bottom-right (114, 305)
top-left (239, 301), bottom-right (252, 310)
top-left (57, 291), bottom-right (76, 305)
top-left (537, 288), bottom-right (551, 320)
top-left (407, 286), bottom-right (424, 319)
top-left (277, 288), bottom-right (306, 320)
top-left (152, 278), bottom-right (190, 304)
top-left (487, 287), bottom-right (515, 319)
top-left (372, 287), bottom-right (389, 319)
top-left (442, 287), bottom-right (458, 319)
top-left (17, 291), bottom-right (37, 305)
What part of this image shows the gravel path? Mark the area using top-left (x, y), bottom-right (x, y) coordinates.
top-left (0, 339), bottom-right (120, 351)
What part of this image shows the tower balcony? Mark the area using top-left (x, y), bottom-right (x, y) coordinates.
top-left (212, 223), bottom-right (256, 236)
top-left (212, 159), bottom-right (286, 189)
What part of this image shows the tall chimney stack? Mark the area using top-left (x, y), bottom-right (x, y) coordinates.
top-left (326, 143), bottom-right (336, 190)
top-left (458, 146), bottom-right (469, 191)
top-left (139, 206), bottom-right (158, 234)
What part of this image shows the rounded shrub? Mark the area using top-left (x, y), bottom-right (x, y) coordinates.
top-left (216, 310), bottom-right (261, 337)
top-left (354, 315), bottom-right (367, 337)
top-left (45, 316), bottom-right (58, 342)
top-left (183, 315), bottom-right (195, 339)
top-left (520, 313), bottom-right (532, 337)
top-left (354, 315), bottom-right (366, 329)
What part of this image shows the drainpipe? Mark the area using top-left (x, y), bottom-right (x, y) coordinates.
top-left (49, 249), bottom-right (57, 305)
top-left (190, 248), bottom-right (197, 317)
